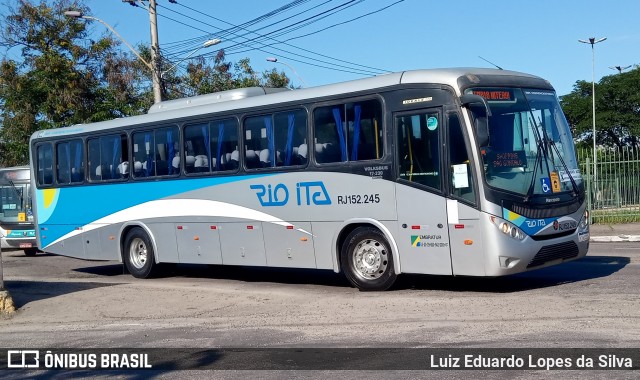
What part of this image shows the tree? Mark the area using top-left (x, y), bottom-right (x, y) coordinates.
top-left (171, 50), bottom-right (291, 98)
top-left (101, 44), bottom-right (155, 116)
top-left (0, 0), bottom-right (128, 166)
top-left (560, 66), bottom-right (640, 149)
top-left (0, 1), bottom-right (291, 166)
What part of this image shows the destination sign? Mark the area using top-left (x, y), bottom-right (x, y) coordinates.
top-left (485, 150), bottom-right (526, 170)
top-left (471, 89), bottom-right (515, 102)
top-left (0, 170), bottom-right (28, 182)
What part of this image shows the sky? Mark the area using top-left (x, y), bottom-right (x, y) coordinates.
top-left (31, 1), bottom-right (640, 96)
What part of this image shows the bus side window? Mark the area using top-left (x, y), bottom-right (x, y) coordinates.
top-left (243, 115), bottom-right (271, 169)
top-left (89, 134), bottom-right (128, 181)
top-left (209, 119), bottom-right (239, 172)
top-left (448, 113), bottom-right (476, 204)
top-left (87, 138), bottom-right (100, 181)
top-left (184, 123), bottom-right (208, 174)
top-left (185, 119), bottom-right (238, 174)
top-left (347, 100), bottom-right (382, 161)
top-left (55, 139), bottom-right (84, 185)
top-left (153, 127), bottom-right (178, 176)
top-left (69, 139), bottom-right (84, 183)
top-left (313, 106), bottom-right (346, 164)
top-left (133, 131), bottom-right (155, 178)
top-left (56, 142), bottom-right (72, 185)
top-left (37, 144), bottom-right (54, 186)
top-left (274, 109), bottom-right (308, 167)
top-left (396, 112), bottom-right (442, 190)
top-left (313, 100), bottom-right (382, 164)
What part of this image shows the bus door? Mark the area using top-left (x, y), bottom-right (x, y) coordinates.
top-left (445, 112), bottom-right (485, 276)
top-left (394, 109), bottom-right (453, 275)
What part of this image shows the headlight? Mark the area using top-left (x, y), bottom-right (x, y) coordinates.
top-left (579, 209), bottom-right (589, 229)
top-left (490, 215), bottom-right (526, 241)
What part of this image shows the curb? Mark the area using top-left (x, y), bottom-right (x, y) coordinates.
top-left (590, 235), bottom-right (640, 243)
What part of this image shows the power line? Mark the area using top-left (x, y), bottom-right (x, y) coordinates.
top-left (271, 0), bottom-right (405, 44)
top-left (161, 0), bottom-right (315, 54)
top-left (153, 6), bottom-right (377, 76)
top-left (164, 3), bottom-right (384, 75)
top-left (218, 1), bottom-right (360, 52)
top-left (156, 1), bottom-right (394, 76)
top-left (158, 0), bottom-right (337, 57)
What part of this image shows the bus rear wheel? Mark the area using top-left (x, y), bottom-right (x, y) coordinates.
top-left (24, 248), bottom-right (38, 257)
top-left (340, 227), bottom-right (396, 291)
top-left (123, 227), bottom-right (157, 278)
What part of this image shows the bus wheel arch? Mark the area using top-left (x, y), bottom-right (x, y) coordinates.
top-left (335, 221), bottom-right (400, 291)
top-left (120, 223), bottom-right (159, 278)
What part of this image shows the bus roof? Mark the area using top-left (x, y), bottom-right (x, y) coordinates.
top-left (30, 68), bottom-right (547, 141)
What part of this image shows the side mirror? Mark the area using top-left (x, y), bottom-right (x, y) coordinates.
top-left (460, 94), bottom-right (492, 117)
top-left (474, 117), bottom-right (490, 147)
top-left (460, 94), bottom-right (491, 147)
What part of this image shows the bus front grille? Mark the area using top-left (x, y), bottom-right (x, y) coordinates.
top-left (527, 241), bottom-right (579, 268)
top-left (509, 201), bottom-right (581, 219)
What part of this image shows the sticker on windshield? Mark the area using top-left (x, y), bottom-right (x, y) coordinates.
top-left (550, 172), bottom-right (561, 193)
top-left (427, 117), bottom-right (438, 131)
top-left (558, 168), bottom-right (582, 182)
top-left (540, 178), bottom-right (551, 194)
top-left (524, 90), bottom-right (555, 97)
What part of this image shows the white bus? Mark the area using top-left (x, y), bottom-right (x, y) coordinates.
top-left (29, 68), bottom-right (589, 290)
top-left (0, 166), bottom-right (38, 256)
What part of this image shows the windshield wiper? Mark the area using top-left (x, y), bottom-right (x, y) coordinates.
top-left (523, 116), bottom-right (551, 202)
top-left (534, 114), bottom-right (579, 198)
top-left (7, 180), bottom-right (24, 205)
top-left (523, 102), bottom-right (582, 202)
top-left (546, 138), bottom-right (579, 197)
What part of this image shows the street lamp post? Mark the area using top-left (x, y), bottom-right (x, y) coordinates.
top-left (64, 10), bottom-right (163, 104)
top-left (161, 39), bottom-right (221, 78)
top-left (266, 57), bottom-right (308, 87)
top-left (578, 37), bottom-right (606, 197)
top-left (609, 65), bottom-right (632, 74)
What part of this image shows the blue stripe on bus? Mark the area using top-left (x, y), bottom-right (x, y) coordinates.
top-left (37, 174), bottom-right (273, 246)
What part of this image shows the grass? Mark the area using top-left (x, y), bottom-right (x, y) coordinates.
top-left (592, 209), bottom-right (640, 224)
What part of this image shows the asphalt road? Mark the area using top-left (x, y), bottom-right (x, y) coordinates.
top-left (1, 242), bottom-right (639, 378)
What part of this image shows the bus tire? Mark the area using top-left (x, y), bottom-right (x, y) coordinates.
top-left (24, 248), bottom-right (38, 257)
top-left (340, 227), bottom-right (396, 291)
top-left (123, 227), bottom-right (157, 278)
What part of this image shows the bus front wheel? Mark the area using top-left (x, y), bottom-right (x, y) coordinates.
top-left (123, 227), bottom-right (157, 278)
top-left (24, 248), bottom-right (38, 257)
top-left (340, 227), bottom-right (397, 291)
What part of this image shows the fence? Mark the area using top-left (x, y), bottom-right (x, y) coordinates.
top-left (577, 146), bottom-right (640, 224)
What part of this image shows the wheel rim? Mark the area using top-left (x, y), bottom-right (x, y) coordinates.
top-left (129, 237), bottom-right (148, 269)
top-left (352, 238), bottom-right (388, 280)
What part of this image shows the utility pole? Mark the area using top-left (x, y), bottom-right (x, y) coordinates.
top-left (148, 0), bottom-right (163, 103)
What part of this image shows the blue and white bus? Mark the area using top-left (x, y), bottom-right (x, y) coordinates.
top-left (29, 68), bottom-right (589, 290)
top-left (0, 166), bottom-right (38, 256)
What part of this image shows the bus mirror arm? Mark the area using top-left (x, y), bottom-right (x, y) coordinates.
top-left (460, 94), bottom-right (491, 147)
top-left (460, 94), bottom-right (492, 117)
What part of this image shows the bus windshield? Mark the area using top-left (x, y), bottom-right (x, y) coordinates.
top-left (468, 87), bottom-right (583, 197)
top-left (0, 181), bottom-right (31, 223)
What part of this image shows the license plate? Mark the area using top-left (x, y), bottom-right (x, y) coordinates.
top-left (19, 242), bottom-right (33, 248)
